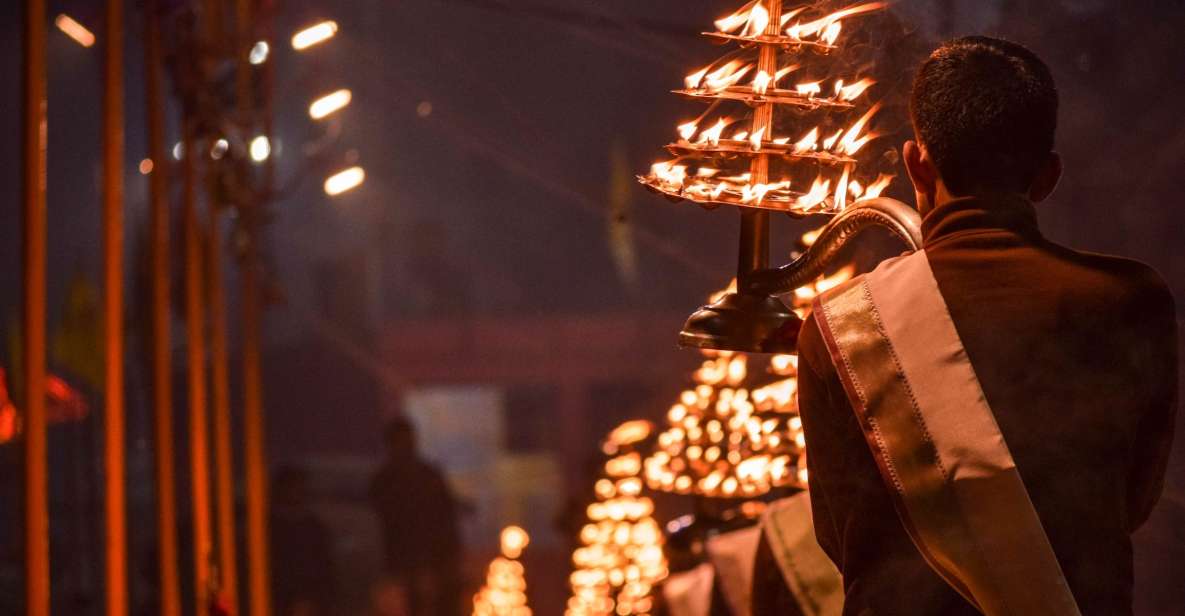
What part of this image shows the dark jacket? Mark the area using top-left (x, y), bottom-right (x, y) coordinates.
top-left (798, 196), bottom-right (1178, 616)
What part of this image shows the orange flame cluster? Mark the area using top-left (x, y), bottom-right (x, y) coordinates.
top-left (642, 1), bottom-right (895, 214)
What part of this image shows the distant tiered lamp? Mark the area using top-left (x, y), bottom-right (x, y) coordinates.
top-left (566, 421), bottom-right (669, 616)
top-left (639, 0), bottom-right (923, 353)
top-left (643, 268), bottom-right (850, 499)
top-left (473, 526), bottom-right (533, 616)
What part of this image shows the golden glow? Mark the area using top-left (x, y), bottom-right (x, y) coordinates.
top-left (605, 420), bottom-right (653, 451)
top-left (291, 20), bottom-right (338, 50)
top-left (55, 14), bottom-right (95, 48)
top-left (324, 166), bottom-right (365, 196)
top-left (500, 526), bottom-right (530, 559)
top-left (309, 89), bottom-right (352, 120)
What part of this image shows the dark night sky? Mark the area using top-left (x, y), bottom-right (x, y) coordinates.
top-left (2, 0), bottom-right (1184, 459)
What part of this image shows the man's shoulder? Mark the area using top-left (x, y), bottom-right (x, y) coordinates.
top-left (1046, 243), bottom-right (1175, 314)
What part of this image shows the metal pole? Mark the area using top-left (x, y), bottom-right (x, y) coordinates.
top-left (244, 4), bottom-right (273, 612)
top-left (737, 0), bottom-right (780, 287)
top-left (102, 0), bottom-right (128, 613)
top-left (145, 0), bottom-right (181, 611)
top-left (208, 198), bottom-right (237, 614)
top-left (22, 0), bottom-right (49, 613)
top-left (183, 118), bottom-right (213, 616)
top-left (242, 258), bottom-right (269, 616)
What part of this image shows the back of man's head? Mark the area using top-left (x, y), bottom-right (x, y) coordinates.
top-left (911, 36), bottom-right (1058, 196)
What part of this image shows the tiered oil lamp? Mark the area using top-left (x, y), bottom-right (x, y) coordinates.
top-left (473, 526), bottom-right (533, 616)
top-left (566, 421), bottom-right (669, 616)
top-left (639, 0), bottom-right (923, 352)
top-left (643, 266), bottom-right (851, 498)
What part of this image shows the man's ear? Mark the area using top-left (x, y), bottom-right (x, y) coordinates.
top-left (904, 140), bottom-right (938, 207)
top-left (1028, 152), bottom-right (1062, 203)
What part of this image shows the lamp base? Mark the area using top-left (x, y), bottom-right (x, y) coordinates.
top-left (677, 292), bottom-right (803, 354)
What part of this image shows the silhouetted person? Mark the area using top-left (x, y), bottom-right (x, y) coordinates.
top-left (270, 466), bottom-right (335, 616)
top-left (369, 417), bottom-right (462, 616)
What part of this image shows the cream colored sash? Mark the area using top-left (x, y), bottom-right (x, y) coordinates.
top-left (812, 250), bottom-right (1080, 616)
top-left (760, 492), bottom-right (844, 616)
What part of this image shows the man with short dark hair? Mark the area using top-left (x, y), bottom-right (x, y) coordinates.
top-left (798, 36), bottom-right (1177, 615)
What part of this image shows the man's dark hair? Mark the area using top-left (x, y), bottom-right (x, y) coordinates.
top-left (910, 36), bottom-right (1058, 196)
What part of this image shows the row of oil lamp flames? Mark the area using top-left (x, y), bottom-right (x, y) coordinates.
top-left (711, 0), bottom-right (888, 46)
top-left (674, 102), bottom-right (880, 158)
top-left (683, 59), bottom-right (876, 104)
top-left (649, 161), bottom-right (893, 212)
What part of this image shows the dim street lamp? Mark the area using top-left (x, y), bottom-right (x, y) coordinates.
top-left (55, 14), bottom-right (95, 48)
top-left (249, 136), bottom-right (271, 163)
top-left (324, 166), bottom-right (365, 196)
top-left (248, 41), bottom-right (269, 65)
top-left (308, 89), bottom-right (352, 120)
top-left (291, 21), bottom-right (338, 51)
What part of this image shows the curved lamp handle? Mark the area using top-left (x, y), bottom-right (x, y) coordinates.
top-left (744, 197), bottom-right (923, 296)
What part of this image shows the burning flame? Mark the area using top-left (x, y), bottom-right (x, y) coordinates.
top-left (752, 70), bottom-right (772, 96)
top-left (749, 127), bottom-right (766, 151)
top-left (697, 118), bottom-right (729, 146)
top-left (651, 161), bottom-right (687, 186)
top-left (835, 164), bottom-right (852, 210)
top-left (686, 60), bottom-right (753, 93)
top-left (837, 78), bottom-right (876, 101)
top-left (678, 121), bottom-right (698, 141)
top-left (783, 2), bottom-right (888, 45)
top-left (796, 81), bottom-right (822, 97)
top-left (716, 1), bottom-right (771, 37)
top-left (863, 173), bottom-right (894, 198)
top-left (823, 128), bottom-right (844, 151)
top-left (836, 102), bottom-right (881, 155)
top-left (796, 176), bottom-right (832, 210)
top-left (794, 127), bottom-right (819, 153)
